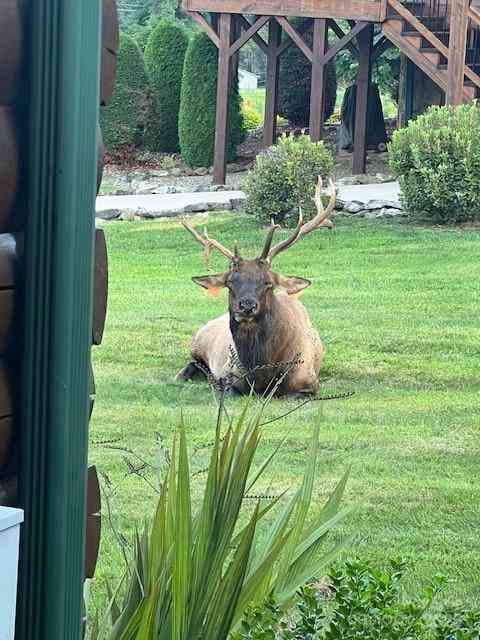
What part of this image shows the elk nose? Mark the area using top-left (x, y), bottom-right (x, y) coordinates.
top-left (239, 298), bottom-right (258, 315)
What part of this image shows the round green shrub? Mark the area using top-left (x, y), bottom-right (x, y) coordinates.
top-left (389, 103), bottom-right (480, 224)
top-left (144, 19), bottom-right (189, 152)
top-left (244, 133), bottom-right (334, 225)
top-left (100, 34), bottom-right (154, 151)
top-left (278, 19), bottom-right (337, 127)
top-left (179, 31), bottom-right (244, 168)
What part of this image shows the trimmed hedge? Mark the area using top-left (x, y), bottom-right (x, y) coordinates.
top-left (179, 31), bottom-right (244, 168)
top-left (100, 33), bottom-right (154, 151)
top-left (389, 103), bottom-right (480, 224)
top-left (278, 18), bottom-right (337, 127)
top-left (144, 19), bottom-right (189, 152)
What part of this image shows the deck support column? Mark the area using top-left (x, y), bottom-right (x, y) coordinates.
top-left (213, 13), bottom-right (233, 185)
top-left (446, 0), bottom-right (469, 105)
top-left (309, 18), bottom-right (328, 141)
top-left (264, 18), bottom-right (282, 148)
top-left (353, 23), bottom-right (373, 175)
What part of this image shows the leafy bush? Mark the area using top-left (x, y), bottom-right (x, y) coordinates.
top-left (389, 103), bottom-right (480, 224)
top-left (242, 98), bottom-right (262, 131)
top-left (234, 558), bottom-right (480, 639)
top-left (91, 399), bottom-right (352, 639)
top-left (144, 19), bottom-right (189, 152)
top-left (278, 19), bottom-right (337, 127)
top-left (179, 31), bottom-right (244, 167)
top-left (100, 34), bottom-right (156, 151)
top-left (244, 133), bottom-right (334, 225)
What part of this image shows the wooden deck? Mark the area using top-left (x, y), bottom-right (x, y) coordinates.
top-left (183, 0), bottom-right (384, 22)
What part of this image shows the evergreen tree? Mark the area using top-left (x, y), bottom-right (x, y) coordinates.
top-left (179, 31), bottom-right (244, 167)
top-left (144, 19), bottom-right (188, 151)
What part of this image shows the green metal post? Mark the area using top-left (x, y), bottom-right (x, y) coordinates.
top-left (16, 1), bottom-right (101, 638)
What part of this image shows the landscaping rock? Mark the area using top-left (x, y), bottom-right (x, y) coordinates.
top-left (344, 200), bottom-right (365, 214)
top-left (337, 173), bottom-right (394, 187)
top-left (365, 199), bottom-right (402, 210)
top-left (119, 209), bottom-right (137, 221)
top-left (96, 208), bottom-right (121, 220)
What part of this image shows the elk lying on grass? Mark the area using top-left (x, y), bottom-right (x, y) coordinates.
top-left (176, 178), bottom-right (336, 396)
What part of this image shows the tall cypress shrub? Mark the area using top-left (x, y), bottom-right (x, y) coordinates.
top-left (179, 31), bottom-right (244, 168)
top-left (100, 33), bottom-right (154, 150)
top-left (144, 19), bottom-right (189, 152)
top-left (278, 19), bottom-right (337, 127)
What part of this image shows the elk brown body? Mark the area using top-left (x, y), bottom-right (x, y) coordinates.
top-left (176, 178), bottom-right (335, 396)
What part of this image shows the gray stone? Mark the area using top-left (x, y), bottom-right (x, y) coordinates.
top-left (119, 209), bottom-right (137, 221)
top-left (183, 202), bottom-right (211, 213)
top-left (156, 185), bottom-right (180, 194)
top-left (366, 199), bottom-right (402, 210)
top-left (171, 168), bottom-right (182, 177)
top-left (96, 208), bottom-right (121, 220)
top-left (230, 197), bottom-right (246, 210)
top-left (194, 167), bottom-right (209, 176)
top-left (337, 176), bottom-right (362, 186)
top-left (344, 200), bottom-right (365, 214)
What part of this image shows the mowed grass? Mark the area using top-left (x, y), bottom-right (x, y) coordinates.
top-left (89, 214), bottom-right (480, 612)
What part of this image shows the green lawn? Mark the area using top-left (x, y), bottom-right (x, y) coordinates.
top-left (89, 214), bottom-right (480, 614)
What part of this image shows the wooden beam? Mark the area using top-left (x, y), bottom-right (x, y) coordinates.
top-left (213, 14), bottom-right (232, 184)
top-left (275, 16), bottom-right (312, 61)
top-left (469, 5), bottom-right (480, 27)
top-left (353, 23), bottom-right (373, 174)
top-left (327, 19), bottom-right (359, 58)
top-left (309, 18), bottom-right (328, 141)
top-left (189, 11), bottom-right (220, 47)
top-left (277, 18), bottom-right (313, 56)
top-left (323, 21), bottom-right (369, 65)
top-left (237, 15), bottom-right (268, 53)
top-left (230, 15), bottom-right (270, 55)
top-left (380, 0), bottom-right (389, 21)
top-left (264, 19), bottom-right (282, 147)
top-left (447, 0), bottom-right (469, 104)
top-left (185, 0), bottom-right (383, 22)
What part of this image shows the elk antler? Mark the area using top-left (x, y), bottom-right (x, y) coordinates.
top-left (182, 221), bottom-right (236, 266)
top-left (263, 177), bottom-right (336, 263)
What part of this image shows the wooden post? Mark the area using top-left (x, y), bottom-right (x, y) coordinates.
top-left (446, 0), bottom-right (469, 105)
top-left (353, 23), bottom-right (373, 175)
top-left (213, 13), bottom-right (232, 185)
top-left (309, 18), bottom-right (328, 141)
top-left (264, 18), bottom-right (281, 148)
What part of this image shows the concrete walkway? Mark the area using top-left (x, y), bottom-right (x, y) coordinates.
top-left (96, 190), bottom-right (245, 219)
top-left (337, 181), bottom-right (400, 206)
top-left (95, 181), bottom-right (401, 219)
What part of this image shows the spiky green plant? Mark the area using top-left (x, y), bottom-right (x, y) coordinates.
top-left (92, 397), bottom-right (353, 639)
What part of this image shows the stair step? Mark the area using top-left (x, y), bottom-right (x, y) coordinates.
top-left (437, 63), bottom-right (480, 70)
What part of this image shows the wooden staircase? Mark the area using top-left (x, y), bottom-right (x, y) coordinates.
top-left (382, 0), bottom-right (480, 102)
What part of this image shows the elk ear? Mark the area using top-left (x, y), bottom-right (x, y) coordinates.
top-left (272, 273), bottom-right (311, 295)
top-left (192, 273), bottom-right (228, 294)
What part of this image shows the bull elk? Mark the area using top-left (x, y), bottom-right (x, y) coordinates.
top-left (176, 178), bottom-right (336, 396)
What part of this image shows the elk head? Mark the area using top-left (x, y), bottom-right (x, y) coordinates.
top-left (183, 177), bottom-right (336, 325)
